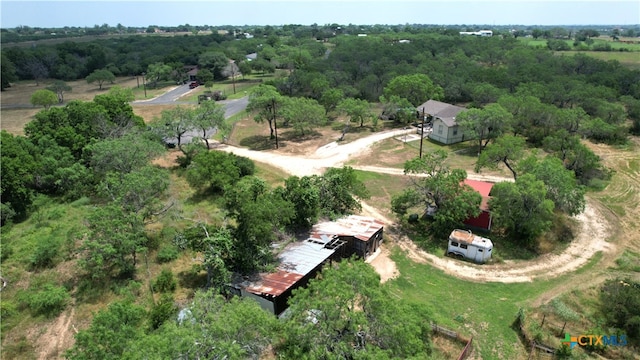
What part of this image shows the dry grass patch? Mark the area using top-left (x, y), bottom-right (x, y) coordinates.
top-left (0, 108), bottom-right (41, 135)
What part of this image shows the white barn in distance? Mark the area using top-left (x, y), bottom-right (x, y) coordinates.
top-left (459, 30), bottom-right (493, 37)
top-left (447, 229), bottom-right (493, 264)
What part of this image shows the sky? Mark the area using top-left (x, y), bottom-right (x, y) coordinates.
top-left (1, 0), bottom-right (639, 29)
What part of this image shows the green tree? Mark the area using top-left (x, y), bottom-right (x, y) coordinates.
top-left (457, 103), bottom-right (513, 154)
top-left (185, 150), bottom-right (241, 193)
top-left (470, 83), bottom-right (506, 108)
top-left (247, 84), bottom-right (283, 139)
top-left (279, 175), bottom-right (321, 229)
top-left (195, 68), bottom-right (213, 85)
top-left (237, 60), bottom-right (252, 79)
top-left (319, 87), bottom-right (344, 115)
top-left (337, 97), bottom-right (373, 128)
top-left (98, 165), bottom-right (171, 223)
top-left (30, 89), bottom-right (58, 110)
top-left (600, 278), bottom-right (640, 344)
top-left (281, 96), bottom-right (327, 136)
top-left (475, 135), bottom-right (526, 180)
top-left (391, 151), bottom-right (482, 235)
top-left (489, 174), bottom-right (554, 242)
top-left (279, 260), bottom-right (432, 358)
top-left (93, 86), bottom-right (143, 128)
top-left (519, 155), bottom-right (586, 216)
top-left (86, 134), bottom-right (165, 177)
top-left (383, 73), bottom-right (444, 107)
top-left (145, 62), bottom-right (172, 88)
top-left (182, 225), bottom-right (234, 289)
top-left (198, 51), bottom-right (229, 80)
top-left (223, 176), bottom-right (295, 272)
top-left (127, 291), bottom-right (277, 359)
top-left (191, 100), bottom-right (226, 149)
top-left (66, 300), bottom-right (146, 360)
top-left (313, 166), bottom-right (370, 217)
top-left (1, 53), bottom-right (18, 90)
top-left (46, 80), bottom-right (72, 103)
top-left (151, 105), bottom-right (194, 153)
top-left (86, 69), bottom-right (116, 90)
top-left (0, 131), bottom-right (37, 224)
top-left (379, 95), bottom-right (415, 124)
top-left (80, 205), bottom-right (146, 280)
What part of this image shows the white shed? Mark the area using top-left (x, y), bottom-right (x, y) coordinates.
top-left (447, 229), bottom-right (493, 264)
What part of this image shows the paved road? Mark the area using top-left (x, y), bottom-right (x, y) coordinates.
top-left (133, 84), bottom-right (249, 146)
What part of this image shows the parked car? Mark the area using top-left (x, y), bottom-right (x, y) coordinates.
top-left (189, 81), bottom-right (199, 89)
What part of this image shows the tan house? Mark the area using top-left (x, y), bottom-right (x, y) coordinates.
top-left (417, 100), bottom-right (468, 145)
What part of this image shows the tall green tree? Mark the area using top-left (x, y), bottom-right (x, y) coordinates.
top-left (281, 96), bottom-right (327, 136)
top-left (279, 260), bottom-right (432, 358)
top-left (337, 98), bottom-right (373, 128)
top-left (391, 150), bottom-right (482, 235)
top-left (151, 105), bottom-right (194, 153)
top-left (30, 89), bottom-right (58, 110)
top-left (313, 166), bottom-right (370, 218)
top-left (457, 103), bottom-right (513, 154)
top-left (320, 87), bottom-right (344, 115)
top-left (127, 291), bottom-right (277, 359)
top-left (198, 51), bottom-right (229, 80)
top-left (145, 62), bottom-right (172, 88)
top-left (247, 84), bottom-right (283, 139)
top-left (66, 300), bottom-right (146, 360)
top-left (489, 174), bottom-right (554, 242)
top-left (475, 135), bottom-right (526, 180)
top-left (279, 175), bottom-right (321, 229)
top-left (519, 155), bottom-right (586, 216)
top-left (86, 134), bottom-right (165, 177)
top-left (86, 69), bottom-right (115, 90)
top-left (382, 73), bottom-right (444, 107)
top-left (191, 100), bottom-right (226, 149)
top-left (185, 150), bottom-right (241, 193)
top-left (1, 53), bottom-right (18, 90)
top-left (46, 80), bottom-right (72, 104)
top-left (0, 131), bottom-right (38, 224)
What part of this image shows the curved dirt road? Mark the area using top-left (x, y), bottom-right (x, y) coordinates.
top-left (215, 132), bottom-right (616, 283)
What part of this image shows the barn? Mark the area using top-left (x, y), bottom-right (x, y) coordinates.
top-left (463, 179), bottom-right (494, 231)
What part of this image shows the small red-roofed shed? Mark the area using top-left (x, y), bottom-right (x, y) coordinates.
top-left (463, 179), bottom-right (494, 231)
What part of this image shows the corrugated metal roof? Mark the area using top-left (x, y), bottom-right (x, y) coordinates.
top-left (463, 179), bottom-right (495, 211)
top-left (244, 215), bottom-right (383, 298)
top-left (312, 215), bottom-right (384, 242)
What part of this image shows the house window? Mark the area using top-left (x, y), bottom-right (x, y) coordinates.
top-left (450, 241), bottom-right (459, 247)
top-left (460, 244), bottom-right (468, 249)
top-left (478, 249), bottom-right (483, 252)
top-left (453, 128), bottom-right (458, 136)
top-left (438, 125), bottom-right (443, 135)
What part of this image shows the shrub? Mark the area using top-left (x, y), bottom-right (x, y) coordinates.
top-left (153, 269), bottom-right (177, 293)
top-left (233, 154), bottom-right (256, 177)
top-left (20, 283), bottom-right (70, 317)
top-left (156, 245), bottom-right (179, 263)
top-left (149, 293), bottom-right (177, 330)
top-left (29, 236), bottom-right (61, 269)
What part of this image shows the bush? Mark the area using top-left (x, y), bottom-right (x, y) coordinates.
top-left (149, 293), bottom-right (177, 330)
top-left (20, 283), bottom-right (70, 317)
top-left (153, 269), bottom-right (177, 293)
top-left (156, 245), bottom-right (179, 263)
top-left (233, 154), bottom-right (255, 177)
top-left (600, 278), bottom-right (640, 344)
top-left (29, 235), bottom-right (61, 269)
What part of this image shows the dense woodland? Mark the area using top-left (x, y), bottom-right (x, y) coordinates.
top-left (2, 24), bottom-right (640, 358)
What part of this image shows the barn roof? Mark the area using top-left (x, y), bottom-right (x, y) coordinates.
top-left (312, 215), bottom-right (384, 242)
top-left (463, 179), bottom-right (494, 211)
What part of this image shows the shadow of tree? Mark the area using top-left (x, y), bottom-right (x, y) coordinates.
top-left (239, 135), bottom-right (279, 150)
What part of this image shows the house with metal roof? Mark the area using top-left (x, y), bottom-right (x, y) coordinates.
top-left (417, 100), bottom-right (468, 145)
top-left (462, 179), bottom-right (494, 231)
top-left (241, 215), bottom-right (384, 315)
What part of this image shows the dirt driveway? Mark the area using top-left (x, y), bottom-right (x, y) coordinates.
top-left (214, 132), bottom-right (619, 284)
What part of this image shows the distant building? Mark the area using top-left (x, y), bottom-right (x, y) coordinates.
top-left (459, 30), bottom-right (493, 37)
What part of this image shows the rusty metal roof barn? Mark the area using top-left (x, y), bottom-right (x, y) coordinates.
top-left (243, 215), bottom-right (384, 301)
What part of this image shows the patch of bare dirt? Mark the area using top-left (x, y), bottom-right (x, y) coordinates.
top-left (32, 307), bottom-right (77, 360)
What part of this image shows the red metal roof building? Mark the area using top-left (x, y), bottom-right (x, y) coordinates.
top-left (462, 179), bottom-right (494, 231)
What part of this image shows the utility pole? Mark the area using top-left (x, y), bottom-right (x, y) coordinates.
top-left (272, 98), bottom-right (279, 149)
top-left (419, 106), bottom-right (426, 158)
top-left (142, 72), bottom-right (147, 98)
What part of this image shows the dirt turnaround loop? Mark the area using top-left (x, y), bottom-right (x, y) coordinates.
top-left (216, 131), bottom-right (617, 284)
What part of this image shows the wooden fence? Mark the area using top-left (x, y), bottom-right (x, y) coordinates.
top-left (429, 322), bottom-right (474, 360)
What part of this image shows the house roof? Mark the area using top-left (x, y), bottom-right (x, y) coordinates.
top-left (417, 100), bottom-right (466, 127)
top-left (463, 179), bottom-right (494, 211)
